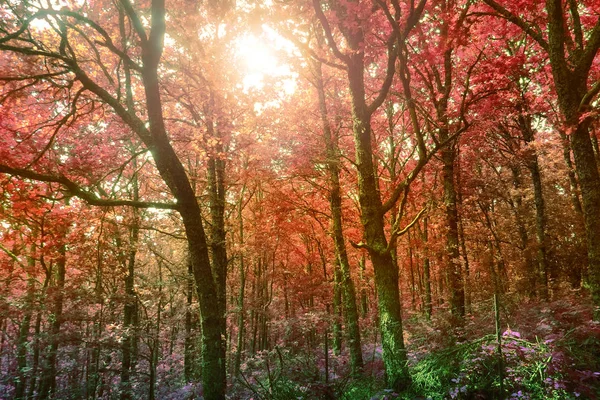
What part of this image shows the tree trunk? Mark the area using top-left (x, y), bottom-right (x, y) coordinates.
top-left (184, 256), bottom-right (197, 382)
top-left (441, 143), bottom-right (464, 318)
top-left (509, 165), bottom-right (539, 297)
top-left (422, 217), bottom-right (433, 320)
top-left (119, 11), bottom-right (140, 396)
top-left (120, 210), bottom-right (139, 400)
top-left (359, 256), bottom-right (368, 318)
top-left (559, 129), bottom-right (584, 214)
top-left (234, 187), bottom-right (247, 376)
top-left (313, 59), bottom-right (363, 373)
top-left (517, 113), bottom-right (551, 298)
top-left (332, 265), bottom-right (343, 356)
top-left (456, 150), bottom-right (471, 314)
top-left (15, 246), bottom-right (35, 400)
top-left (202, 91), bottom-right (229, 397)
top-left (407, 233), bottom-right (416, 311)
top-left (435, 39), bottom-right (465, 319)
top-left (39, 241), bottom-right (66, 400)
top-left (148, 259), bottom-right (162, 400)
top-left (347, 55), bottom-right (409, 390)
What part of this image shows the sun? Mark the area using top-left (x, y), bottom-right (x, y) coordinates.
top-left (233, 27), bottom-right (298, 94)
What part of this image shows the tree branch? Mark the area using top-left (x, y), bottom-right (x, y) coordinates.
top-left (349, 240), bottom-right (373, 251)
top-left (312, 0), bottom-right (350, 63)
top-left (367, 31), bottom-right (397, 115)
top-left (575, 18), bottom-right (600, 76)
top-left (385, 205), bottom-right (427, 253)
top-left (580, 79), bottom-right (600, 111)
top-left (0, 164), bottom-right (178, 210)
top-left (482, 0), bottom-right (549, 51)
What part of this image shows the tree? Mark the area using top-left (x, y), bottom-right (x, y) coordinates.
top-left (482, 0), bottom-right (600, 318)
top-left (308, 0), bottom-right (430, 390)
top-left (0, 1), bottom-right (228, 397)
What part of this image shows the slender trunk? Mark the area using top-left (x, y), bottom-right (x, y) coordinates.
top-left (590, 128), bottom-right (600, 168)
top-left (27, 310), bottom-right (43, 400)
top-left (86, 297), bottom-right (104, 398)
top-left (559, 130), bottom-right (584, 214)
top-left (15, 246), bottom-right (36, 400)
top-left (312, 59), bottom-right (363, 372)
top-left (38, 241), bottom-right (66, 400)
top-left (456, 151), bottom-right (471, 314)
top-left (119, 8), bottom-right (140, 396)
top-left (203, 91), bottom-right (228, 395)
top-left (234, 188), bottom-right (247, 376)
top-left (359, 256), bottom-right (368, 318)
top-left (234, 257), bottom-right (246, 375)
top-left (441, 144), bottom-right (464, 318)
top-left (481, 203), bottom-right (508, 293)
top-left (518, 113), bottom-right (551, 298)
top-left (120, 208), bottom-right (140, 400)
top-left (28, 266), bottom-right (52, 400)
top-left (332, 265), bottom-right (343, 355)
top-left (436, 42), bottom-right (464, 318)
top-left (148, 260), bottom-right (163, 400)
top-left (184, 256), bottom-right (196, 381)
top-left (529, 156), bottom-right (551, 294)
top-left (509, 165), bottom-right (539, 297)
top-left (407, 237), bottom-right (416, 311)
top-left (422, 218), bottom-right (432, 319)
top-left (250, 260), bottom-right (257, 355)
top-left (437, 260), bottom-right (445, 306)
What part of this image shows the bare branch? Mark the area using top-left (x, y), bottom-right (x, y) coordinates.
top-left (349, 240), bottom-right (372, 251)
top-left (482, 0), bottom-right (549, 51)
top-left (580, 79), bottom-right (600, 112)
top-left (385, 205), bottom-right (427, 253)
top-left (312, 0), bottom-right (350, 63)
top-left (0, 164), bottom-right (178, 210)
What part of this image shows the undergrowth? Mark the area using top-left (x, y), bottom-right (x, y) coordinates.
top-left (230, 292), bottom-right (600, 399)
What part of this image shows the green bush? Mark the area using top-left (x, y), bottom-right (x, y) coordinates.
top-left (409, 331), bottom-right (574, 400)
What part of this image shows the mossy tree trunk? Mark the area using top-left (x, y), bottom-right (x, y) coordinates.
top-left (312, 58), bottom-right (364, 374)
top-left (346, 47), bottom-right (411, 392)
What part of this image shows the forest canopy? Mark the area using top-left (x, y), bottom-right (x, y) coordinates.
top-left (1, 0), bottom-right (600, 399)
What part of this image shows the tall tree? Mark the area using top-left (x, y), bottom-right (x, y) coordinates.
top-left (312, 58), bottom-right (364, 374)
top-left (483, 0), bottom-right (600, 318)
top-left (310, 0), bottom-right (429, 390)
top-left (0, 1), bottom-right (228, 397)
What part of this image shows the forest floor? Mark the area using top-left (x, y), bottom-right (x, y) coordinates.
top-left (228, 290), bottom-right (600, 400)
